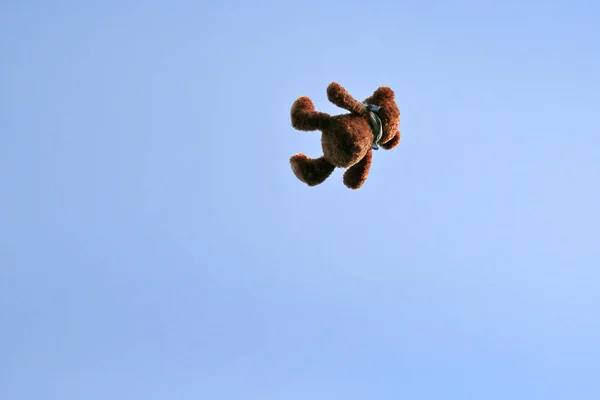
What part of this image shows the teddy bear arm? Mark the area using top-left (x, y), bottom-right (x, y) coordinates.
top-left (327, 82), bottom-right (367, 115)
top-left (291, 96), bottom-right (331, 131)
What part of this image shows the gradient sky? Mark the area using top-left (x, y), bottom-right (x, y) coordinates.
top-left (2, 0), bottom-right (600, 399)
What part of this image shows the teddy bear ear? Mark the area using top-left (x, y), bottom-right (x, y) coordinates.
top-left (374, 86), bottom-right (395, 100)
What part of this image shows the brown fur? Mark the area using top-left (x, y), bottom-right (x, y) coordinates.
top-left (289, 82), bottom-right (401, 190)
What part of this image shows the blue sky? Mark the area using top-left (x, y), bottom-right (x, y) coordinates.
top-left (1, 0), bottom-right (600, 398)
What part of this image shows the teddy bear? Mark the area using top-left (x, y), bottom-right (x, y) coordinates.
top-left (289, 82), bottom-right (401, 190)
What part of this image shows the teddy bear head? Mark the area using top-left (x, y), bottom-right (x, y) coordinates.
top-left (362, 86), bottom-right (400, 146)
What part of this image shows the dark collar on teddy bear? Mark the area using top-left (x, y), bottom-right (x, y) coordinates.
top-left (363, 102), bottom-right (383, 150)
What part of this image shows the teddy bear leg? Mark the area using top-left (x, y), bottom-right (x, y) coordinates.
top-left (290, 153), bottom-right (335, 186)
top-left (291, 96), bottom-right (330, 131)
top-left (343, 149), bottom-right (373, 190)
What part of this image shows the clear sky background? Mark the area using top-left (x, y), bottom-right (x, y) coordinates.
top-left (2, 0), bottom-right (600, 399)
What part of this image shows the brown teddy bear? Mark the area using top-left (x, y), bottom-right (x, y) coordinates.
top-left (289, 82), bottom-right (401, 190)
